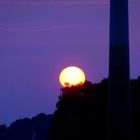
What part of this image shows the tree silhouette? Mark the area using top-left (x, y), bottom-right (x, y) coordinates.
top-left (0, 113), bottom-right (52, 140)
top-left (47, 77), bottom-right (140, 140)
top-left (47, 80), bottom-right (108, 140)
top-left (0, 77), bottom-right (140, 140)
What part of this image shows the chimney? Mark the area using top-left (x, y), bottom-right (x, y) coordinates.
top-left (108, 0), bottom-right (131, 139)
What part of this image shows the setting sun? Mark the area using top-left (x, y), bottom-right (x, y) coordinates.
top-left (59, 66), bottom-right (86, 87)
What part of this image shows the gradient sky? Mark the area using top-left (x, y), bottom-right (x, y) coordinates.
top-left (0, 0), bottom-right (140, 125)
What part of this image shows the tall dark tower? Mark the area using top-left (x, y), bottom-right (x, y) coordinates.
top-left (108, 0), bottom-right (131, 140)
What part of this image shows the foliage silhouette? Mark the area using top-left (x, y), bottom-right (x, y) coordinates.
top-left (47, 80), bottom-right (108, 140)
top-left (0, 77), bottom-right (140, 140)
top-left (47, 77), bottom-right (140, 140)
top-left (0, 113), bottom-right (52, 140)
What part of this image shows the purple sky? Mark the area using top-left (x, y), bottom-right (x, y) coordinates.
top-left (0, 0), bottom-right (140, 125)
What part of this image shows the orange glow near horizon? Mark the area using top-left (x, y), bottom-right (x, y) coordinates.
top-left (59, 66), bottom-right (86, 87)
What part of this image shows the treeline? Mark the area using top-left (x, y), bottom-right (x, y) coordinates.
top-left (47, 77), bottom-right (140, 140)
top-left (0, 113), bottom-right (52, 140)
top-left (1, 77), bottom-right (140, 140)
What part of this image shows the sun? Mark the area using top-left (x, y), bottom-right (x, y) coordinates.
top-left (59, 66), bottom-right (86, 87)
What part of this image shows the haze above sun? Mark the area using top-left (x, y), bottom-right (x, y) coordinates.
top-left (59, 66), bottom-right (86, 87)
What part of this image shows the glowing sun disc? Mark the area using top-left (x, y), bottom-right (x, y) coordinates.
top-left (59, 66), bottom-right (86, 87)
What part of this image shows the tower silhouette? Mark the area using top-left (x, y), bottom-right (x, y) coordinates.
top-left (108, 0), bottom-right (131, 140)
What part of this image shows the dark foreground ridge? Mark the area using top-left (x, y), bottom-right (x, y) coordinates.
top-left (47, 77), bottom-right (140, 140)
top-left (0, 77), bottom-right (140, 140)
top-left (0, 113), bottom-right (52, 140)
